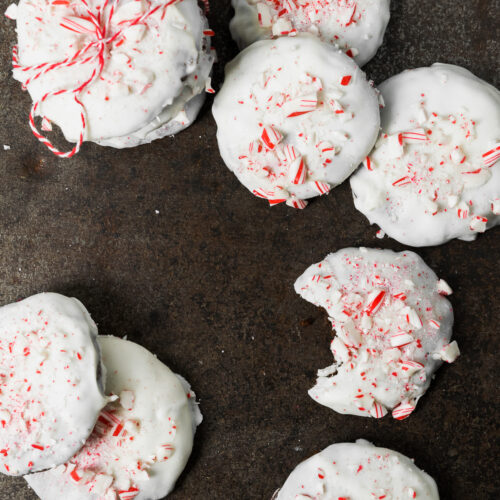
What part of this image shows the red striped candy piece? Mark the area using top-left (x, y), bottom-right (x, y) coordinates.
top-left (392, 401), bottom-right (415, 420)
top-left (400, 128), bottom-right (427, 144)
top-left (286, 94), bottom-right (318, 118)
top-left (313, 181), bottom-right (331, 195)
top-left (369, 401), bottom-right (387, 419)
top-left (482, 143), bottom-right (500, 167)
top-left (364, 289), bottom-right (386, 316)
top-left (260, 125), bottom-right (283, 150)
top-left (118, 487), bottom-right (140, 500)
top-left (390, 332), bottom-right (414, 348)
top-left (288, 157), bottom-right (306, 185)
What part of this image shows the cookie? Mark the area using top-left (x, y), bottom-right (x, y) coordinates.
top-left (9, 0), bottom-right (215, 156)
top-left (294, 248), bottom-right (459, 419)
top-left (274, 440), bottom-right (439, 499)
top-left (212, 35), bottom-right (380, 208)
top-left (0, 293), bottom-right (106, 476)
top-left (350, 64), bottom-right (500, 246)
top-left (230, 0), bottom-right (390, 67)
top-left (26, 335), bottom-right (202, 500)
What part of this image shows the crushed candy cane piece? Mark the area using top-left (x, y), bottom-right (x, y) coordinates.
top-left (437, 279), bottom-right (453, 296)
top-left (392, 401), bottom-right (415, 420)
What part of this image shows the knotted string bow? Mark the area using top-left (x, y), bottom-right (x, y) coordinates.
top-left (12, 0), bottom-right (180, 157)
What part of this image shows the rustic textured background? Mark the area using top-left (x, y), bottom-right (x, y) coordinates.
top-left (0, 1), bottom-right (499, 499)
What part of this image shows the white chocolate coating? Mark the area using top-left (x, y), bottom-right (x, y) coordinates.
top-left (25, 335), bottom-right (202, 500)
top-left (212, 35), bottom-right (380, 208)
top-left (230, 0), bottom-right (390, 67)
top-left (0, 293), bottom-right (106, 476)
top-left (295, 248), bottom-right (458, 419)
top-left (13, 0), bottom-right (214, 147)
top-left (274, 440), bottom-right (439, 499)
top-left (350, 64), bottom-right (500, 246)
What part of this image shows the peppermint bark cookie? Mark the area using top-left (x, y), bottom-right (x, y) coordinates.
top-left (350, 64), bottom-right (500, 246)
top-left (212, 35), bottom-right (380, 209)
top-left (0, 293), bottom-right (106, 476)
top-left (273, 440), bottom-right (439, 499)
top-left (9, 0), bottom-right (215, 156)
top-left (294, 248), bottom-right (459, 420)
top-left (26, 336), bottom-right (202, 500)
top-left (230, 0), bottom-right (390, 67)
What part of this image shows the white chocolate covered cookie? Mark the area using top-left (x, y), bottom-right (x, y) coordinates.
top-left (212, 35), bottom-right (380, 208)
top-left (294, 248), bottom-right (459, 419)
top-left (26, 335), bottom-right (202, 500)
top-left (350, 64), bottom-right (500, 246)
top-left (0, 293), bottom-right (106, 476)
top-left (9, 0), bottom-right (215, 155)
top-left (274, 440), bottom-right (439, 499)
top-left (230, 0), bottom-right (390, 67)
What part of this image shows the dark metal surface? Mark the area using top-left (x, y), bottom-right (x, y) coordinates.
top-left (0, 1), bottom-right (499, 499)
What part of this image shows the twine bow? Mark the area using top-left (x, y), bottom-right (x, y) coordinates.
top-left (13, 0), bottom-right (180, 157)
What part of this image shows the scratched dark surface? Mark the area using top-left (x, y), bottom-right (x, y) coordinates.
top-left (0, 1), bottom-right (499, 499)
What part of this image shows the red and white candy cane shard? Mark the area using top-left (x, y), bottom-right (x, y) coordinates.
top-left (118, 487), bottom-right (140, 500)
top-left (399, 360), bottom-right (424, 375)
top-left (392, 402), bottom-right (416, 420)
top-left (12, 0), bottom-right (179, 157)
top-left (392, 176), bottom-right (412, 187)
top-left (369, 401), bottom-right (387, 419)
top-left (317, 467), bottom-right (325, 480)
top-left (470, 215), bottom-right (488, 232)
top-left (256, 2), bottom-right (272, 27)
top-left (393, 292), bottom-right (407, 301)
top-left (249, 140), bottom-right (264, 155)
top-left (205, 78), bottom-right (215, 94)
top-left (260, 125), bottom-right (283, 150)
top-left (283, 0), bottom-right (298, 12)
top-left (313, 181), bottom-right (331, 195)
top-left (287, 197), bottom-right (308, 209)
top-left (317, 141), bottom-right (335, 156)
top-left (439, 341), bottom-right (460, 363)
top-left (456, 202), bottom-right (469, 219)
top-left (252, 188), bottom-right (287, 206)
top-left (405, 308), bottom-right (422, 329)
top-left (283, 144), bottom-right (298, 163)
top-left (252, 188), bottom-right (269, 199)
top-left (482, 143), bottom-right (500, 167)
top-left (289, 157), bottom-right (307, 185)
top-left (436, 279), bottom-right (453, 296)
top-left (428, 319), bottom-right (440, 329)
top-left (96, 409), bottom-right (125, 437)
top-left (268, 195), bottom-right (288, 206)
top-left (363, 156), bottom-right (375, 171)
top-left (365, 289), bottom-right (386, 316)
top-left (286, 94), bottom-right (318, 118)
top-left (400, 128), bottom-right (427, 144)
top-left (390, 332), bottom-right (414, 348)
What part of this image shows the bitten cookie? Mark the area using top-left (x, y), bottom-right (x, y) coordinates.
top-left (230, 0), bottom-right (390, 67)
top-left (350, 64), bottom-right (500, 246)
top-left (8, 0), bottom-right (215, 156)
top-left (26, 335), bottom-right (202, 500)
top-left (294, 248), bottom-right (459, 419)
top-left (273, 440), bottom-right (439, 499)
top-left (0, 293), bottom-right (106, 476)
top-left (213, 35), bottom-right (380, 208)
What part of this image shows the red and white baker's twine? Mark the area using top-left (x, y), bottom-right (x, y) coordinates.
top-left (12, 0), bottom-right (180, 158)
